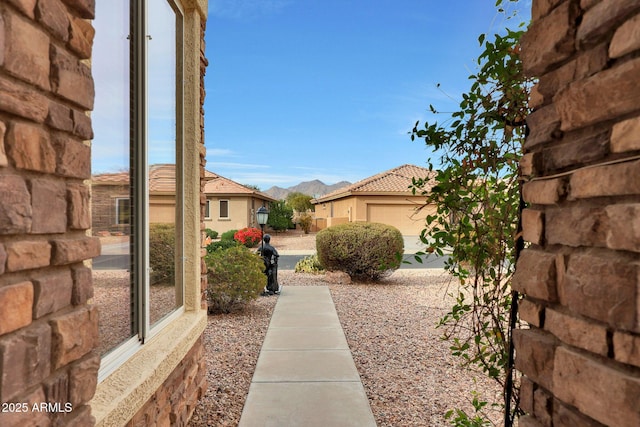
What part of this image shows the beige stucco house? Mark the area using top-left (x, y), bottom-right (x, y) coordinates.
top-left (92, 164), bottom-right (276, 235)
top-left (203, 172), bottom-right (277, 234)
top-left (312, 164), bottom-right (437, 235)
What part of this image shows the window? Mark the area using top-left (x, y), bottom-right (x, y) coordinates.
top-left (92, 0), bottom-right (184, 381)
top-left (204, 200), bottom-right (211, 219)
top-left (115, 197), bottom-right (131, 225)
top-left (220, 200), bottom-right (229, 219)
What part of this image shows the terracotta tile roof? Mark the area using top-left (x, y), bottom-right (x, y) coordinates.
top-left (92, 164), bottom-right (276, 201)
top-left (313, 164), bottom-right (436, 203)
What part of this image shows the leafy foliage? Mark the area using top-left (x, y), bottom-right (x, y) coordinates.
top-left (410, 7), bottom-right (532, 424)
top-left (316, 222), bottom-right (404, 281)
top-left (220, 229), bottom-right (237, 241)
top-left (205, 245), bottom-right (265, 313)
top-left (267, 200), bottom-right (294, 231)
top-left (149, 223), bottom-right (175, 285)
top-left (234, 227), bottom-right (263, 248)
top-left (206, 239), bottom-right (239, 254)
top-left (294, 253), bottom-right (325, 274)
top-left (286, 192), bottom-right (314, 212)
top-left (204, 228), bottom-right (219, 239)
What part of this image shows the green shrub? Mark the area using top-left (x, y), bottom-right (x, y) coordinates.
top-left (294, 253), bottom-right (325, 274)
top-left (267, 200), bottom-right (294, 231)
top-left (206, 239), bottom-right (239, 254)
top-left (205, 228), bottom-right (218, 239)
top-left (205, 245), bottom-right (266, 313)
top-left (316, 222), bottom-right (404, 281)
top-left (220, 229), bottom-right (237, 241)
top-left (149, 223), bottom-right (175, 285)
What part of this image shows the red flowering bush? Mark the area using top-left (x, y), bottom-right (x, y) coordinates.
top-left (233, 227), bottom-right (263, 248)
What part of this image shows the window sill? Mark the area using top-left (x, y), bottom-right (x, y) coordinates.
top-left (91, 309), bottom-right (207, 426)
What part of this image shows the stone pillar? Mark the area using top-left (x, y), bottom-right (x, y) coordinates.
top-left (516, 1), bottom-right (640, 426)
top-left (0, 0), bottom-right (99, 426)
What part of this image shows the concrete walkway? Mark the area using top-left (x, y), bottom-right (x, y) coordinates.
top-left (238, 286), bottom-right (377, 427)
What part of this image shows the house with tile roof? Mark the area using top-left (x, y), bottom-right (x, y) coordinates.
top-left (92, 164), bottom-right (276, 235)
top-left (311, 164), bottom-right (437, 235)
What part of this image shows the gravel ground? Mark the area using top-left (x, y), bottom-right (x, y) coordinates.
top-left (189, 269), bottom-right (502, 426)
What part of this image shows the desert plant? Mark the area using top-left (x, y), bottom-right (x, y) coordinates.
top-left (149, 223), bottom-right (175, 285)
top-left (204, 228), bottom-right (219, 239)
top-left (297, 213), bottom-right (313, 234)
top-left (294, 253), bottom-right (325, 274)
top-left (234, 227), bottom-right (263, 247)
top-left (220, 229), bottom-right (237, 241)
top-left (205, 245), bottom-right (265, 313)
top-left (316, 222), bottom-right (403, 281)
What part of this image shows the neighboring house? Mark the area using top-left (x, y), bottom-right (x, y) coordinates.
top-left (312, 164), bottom-right (437, 235)
top-left (92, 165), bottom-right (276, 235)
top-left (203, 173), bottom-right (277, 234)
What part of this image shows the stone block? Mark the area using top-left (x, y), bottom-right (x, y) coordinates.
top-left (67, 183), bottom-right (91, 230)
top-left (43, 369), bottom-right (69, 407)
top-left (60, 0), bottom-right (95, 19)
top-left (29, 178), bottom-right (67, 234)
top-left (50, 306), bottom-right (98, 369)
top-left (522, 208), bottom-right (544, 246)
top-left (49, 44), bottom-right (94, 110)
top-left (0, 175), bottom-right (32, 234)
top-left (560, 251), bottom-right (637, 331)
top-left (522, 178), bottom-right (567, 205)
top-left (5, 240), bottom-right (51, 272)
top-left (0, 10), bottom-right (50, 90)
top-left (47, 101), bottom-right (74, 133)
top-left (537, 59), bottom-right (576, 103)
top-left (611, 116), bottom-right (640, 153)
top-left (68, 15), bottom-right (94, 59)
top-left (71, 264), bottom-right (93, 305)
top-left (51, 237), bottom-right (100, 265)
top-left (553, 400), bottom-right (607, 427)
top-left (0, 322), bottom-right (52, 402)
top-left (52, 133), bottom-right (91, 179)
top-left (613, 331), bottom-right (640, 368)
top-left (32, 269), bottom-right (73, 319)
top-left (512, 249), bottom-right (558, 302)
top-left (6, 122), bottom-right (56, 174)
top-left (513, 328), bottom-right (556, 391)
top-left (545, 308), bottom-right (608, 356)
top-left (533, 387), bottom-right (552, 426)
top-left (524, 103), bottom-right (561, 149)
top-left (569, 159), bottom-right (640, 199)
top-left (0, 244), bottom-right (5, 275)
top-left (519, 415), bottom-right (544, 427)
top-left (35, 0), bottom-right (69, 42)
top-left (0, 121), bottom-right (7, 167)
top-left (5, 0), bottom-right (37, 19)
top-left (0, 386), bottom-right (51, 427)
top-left (72, 108), bottom-right (93, 139)
top-left (610, 13), bottom-right (640, 58)
top-left (0, 76), bottom-right (48, 123)
top-left (553, 346), bottom-right (640, 427)
top-left (529, 83), bottom-right (544, 110)
top-left (520, 1), bottom-right (579, 76)
top-left (541, 128), bottom-right (608, 173)
top-left (545, 206), bottom-right (607, 248)
top-left (556, 58), bottom-right (640, 131)
top-left (519, 375), bottom-right (535, 414)
top-left (69, 353), bottom-right (99, 405)
top-left (519, 152), bottom-right (539, 177)
top-left (531, 0), bottom-right (564, 21)
top-left (605, 204), bottom-right (640, 252)
top-left (0, 281), bottom-right (33, 335)
top-left (577, 0), bottom-right (640, 48)
top-left (575, 42), bottom-right (609, 80)
top-left (519, 297), bottom-right (544, 328)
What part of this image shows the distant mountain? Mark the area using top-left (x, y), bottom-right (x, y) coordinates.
top-left (265, 179), bottom-right (351, 200)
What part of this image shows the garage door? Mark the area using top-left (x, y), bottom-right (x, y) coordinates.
top-left (366, 204), bottom-right (428, 235)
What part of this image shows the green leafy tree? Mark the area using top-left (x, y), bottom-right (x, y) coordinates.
top-left (286, 192), bottom-right (314, 212)
top-left (267, 200), bottom-right (294, 231)
top-left (410, 4), bottom-right (532, 425)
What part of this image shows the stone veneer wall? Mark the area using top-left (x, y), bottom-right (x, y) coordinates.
top-left (515, 1), bottom-right (640, 426)
top-left (0, 0), bottom-right (100, 426)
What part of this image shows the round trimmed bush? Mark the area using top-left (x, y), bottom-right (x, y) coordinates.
top-left (205, 245), bottom-right (265, 313)
top-left (149, 223), bottom-right (175, 285)
top-left (316, 222), bottom-right (404, 281)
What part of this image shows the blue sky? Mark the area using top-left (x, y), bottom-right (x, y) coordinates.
top-left (203, 0), bottom-right (531, 189)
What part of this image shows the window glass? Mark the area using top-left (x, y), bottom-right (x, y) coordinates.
top-left (204, 200), bottom-right (211, 219)
top-left (220, 200), bottom-right (229, 218)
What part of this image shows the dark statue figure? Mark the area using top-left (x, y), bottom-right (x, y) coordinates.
top-left (259, 234), bottom-right (280, 295)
